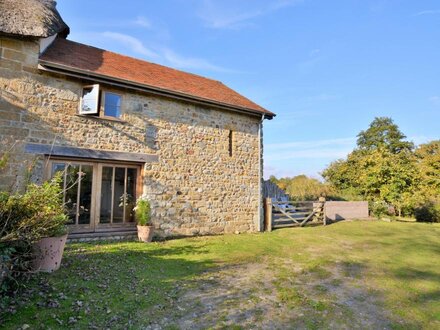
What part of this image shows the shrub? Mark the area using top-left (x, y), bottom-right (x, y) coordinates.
top-left (415, 201), bottom-right (440, 223)
top-left (0, 241), bottom-right (33, 302)
top-left (370, 201), bottom-right (390, 219)
top-left (0, 173), bottom-right (68, 301)
top-left (135, 197), bottom-right (151, 226)
top-left (0, 173), bottom-right (67, 242)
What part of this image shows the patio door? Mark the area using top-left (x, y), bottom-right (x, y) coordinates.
top-left (49, 160), bottom-right (140, 233)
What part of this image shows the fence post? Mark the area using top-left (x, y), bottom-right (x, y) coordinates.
top-left (319, 196), bottom-right (327, 225)
top-left (264, 198), bottom-right (273, 232)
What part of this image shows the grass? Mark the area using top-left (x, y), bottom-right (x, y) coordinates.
top-left (2, 220), bottom-right (440, 329)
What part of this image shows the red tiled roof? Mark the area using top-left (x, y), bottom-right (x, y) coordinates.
top-left (39, 38), bottom-right (274, 117)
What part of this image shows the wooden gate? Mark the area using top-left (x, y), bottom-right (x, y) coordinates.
top-left (264, 198), bottom-right (326, 231)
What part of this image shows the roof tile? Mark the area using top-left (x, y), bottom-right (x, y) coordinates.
top-left (39, 39), bottom-right (273, 117)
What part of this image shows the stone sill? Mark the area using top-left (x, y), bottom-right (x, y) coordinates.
top-left (75, 114), bottom-right (127, 124)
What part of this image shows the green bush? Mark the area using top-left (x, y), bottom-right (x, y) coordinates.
top-left (415, 201), bottom-right (440, 223)
top-left (135, 197), bottom-right (151, 226)
top-left (0, 173), bottom-right (67, 242)
top-left (0, 241), bottom-right (33, 302)
top-left (370, 201), bottom-right (390, 219)
top-left (0, 173), bottom-right (68, 301)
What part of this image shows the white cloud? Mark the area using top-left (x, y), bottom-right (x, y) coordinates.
top-left (415, 10), bottom-right (440, 16)
top-left (198, 0), bottom-right (303, 29)
top-left (265, 137), bottom-right (355, 164)
top-left (265, 148), bottom-right (353, 161)
top-left (266, 137), bottom-right (356, 151)
top-left (161, 48), bottom-right (234, 72)
top-left (263, 166), bottom-right (300, 179)
top-left (101, 32), bottom-right (158, 58)
top-left (309, 49), bottom-right (321, 57)
top-left (263, 165), bottom-right (324, 180)
top-left (100, 32), bottom-right (232, 73)
top-left (133, 16), bottom-right (152, 28)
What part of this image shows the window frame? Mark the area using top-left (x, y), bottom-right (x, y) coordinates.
top-left (97, 164), bottom-right (140, 226)
top-left (45, 157), bottom-right (142, 233)
top-left (79, 84), bottom-right (100, 115)
top-left (79, 85), bottom-right (124, 120)
top-left (100, 89), bottom-right (123, 119)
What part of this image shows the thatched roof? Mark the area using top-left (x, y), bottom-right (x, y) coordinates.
top-left (0, 0), bottom-right (69, 38)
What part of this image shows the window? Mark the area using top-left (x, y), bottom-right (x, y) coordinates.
top-left (80, 84), bottom-right (99, 114)
top-left (229, 130), bottom-right (233, 157)
top-left (51, 161), bottom-right (94, 226)
top-left (48, 160), bottom-right (140, 232)
top-left (99, 165), bottom-right (138, 224)
top-left (103, 92), bottom-right (122, 118)
top-left (79, 85), bottom-right (122, 119)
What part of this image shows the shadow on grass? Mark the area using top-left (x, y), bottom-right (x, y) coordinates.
top-left (1, 241), bottom-right (215, 329)
top-left (392, 267), bottom-right (440, 303)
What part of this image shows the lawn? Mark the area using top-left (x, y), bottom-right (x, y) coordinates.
top-left (2, 220), bottom-right (440, 329)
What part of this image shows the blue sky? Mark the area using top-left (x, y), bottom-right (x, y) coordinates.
top-left (57, 0), bottom-right (440, 179)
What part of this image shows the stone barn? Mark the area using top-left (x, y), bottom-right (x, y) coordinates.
top-left (0, 0), bottom-right (274, 239)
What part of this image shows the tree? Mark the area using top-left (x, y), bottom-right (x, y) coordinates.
top-left (323, 117), bottom-right (419, 216)
top-left (415, 140), bottom-right (440, 200)
top-left (269, 175), bottom-right (333, 200)
top-left (356, 117), bottom-right (414, 153)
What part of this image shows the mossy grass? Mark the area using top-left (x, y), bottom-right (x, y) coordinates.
top-left (2, 221), bottom-right (439, 329)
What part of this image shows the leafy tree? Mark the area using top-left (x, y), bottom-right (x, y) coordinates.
top-left (415, 140), bottom-right (440, 199)
top-left (323, 117), bottom-right (419, 216)
top-left (356, 117), bottom-right (414, 153)
top-left (269, 175), bottom-right (332, 200)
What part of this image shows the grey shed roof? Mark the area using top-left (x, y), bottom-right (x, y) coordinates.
top-left (0, 0), bottom-right (69, 38)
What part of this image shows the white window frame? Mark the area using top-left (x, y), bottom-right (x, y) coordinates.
top-left (79, 84), bottom-right (100, 115)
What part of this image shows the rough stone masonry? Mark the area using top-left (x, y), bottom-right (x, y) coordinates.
top-left (0, 36), bottom-right (264, 237)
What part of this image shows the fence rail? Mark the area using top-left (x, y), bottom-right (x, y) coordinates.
top-left (264, 198), bottom-right (326, 231)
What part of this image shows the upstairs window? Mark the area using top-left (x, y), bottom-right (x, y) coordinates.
top-left (79, 84), bottom-right (122, 119)
top-left (103, 92), bottom-right (122, 118)
top-left (80, 84), bottom-right (99, 115)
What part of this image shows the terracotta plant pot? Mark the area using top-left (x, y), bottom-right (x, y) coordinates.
top-left (137, 225), bottom-right (154, 242)
top-left (33, 234), bottom-right (68, 272)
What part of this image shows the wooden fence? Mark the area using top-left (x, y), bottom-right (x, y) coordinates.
top-left (262, 180), bottom-right (289, 200)
top-left (264, 197), bottom-right (326, 231)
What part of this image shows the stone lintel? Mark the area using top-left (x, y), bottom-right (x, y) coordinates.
top-left (25, 143), bottom-right (158, 163)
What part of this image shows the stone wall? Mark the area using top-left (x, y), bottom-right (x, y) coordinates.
top-left (0, 36), bottom-right (263, 237)
top-left (324, 201), bottom-right (369, 221)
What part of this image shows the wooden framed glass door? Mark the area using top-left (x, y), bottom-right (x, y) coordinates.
top-left (48, 159), bottom-right (140, 233)
top-left (95, 164), bottom-right (138, 229)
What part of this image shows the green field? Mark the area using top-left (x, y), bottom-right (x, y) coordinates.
top-left (2, 220), bottom-right (440, 329)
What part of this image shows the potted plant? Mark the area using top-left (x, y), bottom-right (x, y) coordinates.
top-left (119, 193), bottom-right (135, 222)
top-left (8, 173), bottom-right (68, 272)
top-left (1, 174), bottom-right (69, 272)
top-left (32, 214), bottom-right (68, 272)
top-left (135, 197), bottom-right (153, 242)
top-left (23, 174), bottom-right (69, 272)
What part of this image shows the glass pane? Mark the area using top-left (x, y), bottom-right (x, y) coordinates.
top-left (51, 163), bottom-right (69, 223)
top-left (100, 167), bottom-right (113, 224)
top-left (113, 167), bottom-right (125, 223)
top-left (104, 92), bottom-right (121, 117)
top-left (78, 165), bottom-right (93, 225)
top-left (81, 85), bottom-right (99, 114)
top-left (52, 163), bottom-right (65, 174)
top-left (126, 168), bottom-right (137, 223)
top-left (65, 164), bottom-right (79, 225)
